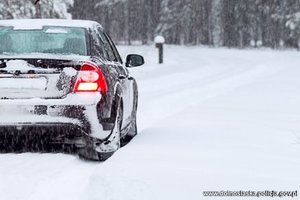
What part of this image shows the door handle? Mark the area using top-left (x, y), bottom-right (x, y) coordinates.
top-left (119, 75), bottom-right (126, 79)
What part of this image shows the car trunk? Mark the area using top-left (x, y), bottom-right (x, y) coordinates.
top-left (0, 58), bottom-right (82, 99)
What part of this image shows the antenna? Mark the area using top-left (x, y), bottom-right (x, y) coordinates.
top-left (34, 0), bottom-right (40, 5)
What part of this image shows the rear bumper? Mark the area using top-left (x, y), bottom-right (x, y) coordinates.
top-left (0, 92), bottom-right (110, 140)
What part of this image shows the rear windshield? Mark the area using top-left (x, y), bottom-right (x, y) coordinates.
top-left (0, 26), bottom-right (87, 56)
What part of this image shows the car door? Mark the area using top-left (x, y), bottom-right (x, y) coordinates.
top-left (97, 29), bottom-right (132, 128)
top-left (103, 32), bottom-right (136, 120)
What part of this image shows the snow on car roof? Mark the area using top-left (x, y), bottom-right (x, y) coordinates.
top-left (0, 19), bottom-right (102, 30)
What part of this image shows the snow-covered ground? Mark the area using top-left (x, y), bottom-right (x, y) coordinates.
top-left (1, 45), bottom-right (300, 199)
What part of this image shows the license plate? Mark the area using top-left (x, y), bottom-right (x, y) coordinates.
top-left (0, 77), bottom-right (47, 90)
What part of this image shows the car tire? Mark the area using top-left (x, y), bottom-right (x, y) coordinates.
top-left (78, 100), bottom-right (123, 161)
top-left (96, 100), bottom-right (123, 161)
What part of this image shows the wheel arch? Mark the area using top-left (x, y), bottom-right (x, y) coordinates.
top-left (110, 82), bottom-right (124, 120)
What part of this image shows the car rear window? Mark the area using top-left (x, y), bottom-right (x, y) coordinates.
top-left (0, 26), bottom-right (87, 56)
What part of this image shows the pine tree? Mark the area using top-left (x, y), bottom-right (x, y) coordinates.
top-left (0, 0), bottom-right (73, 20)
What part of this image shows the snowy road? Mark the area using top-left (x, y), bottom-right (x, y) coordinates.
top-left (1, 46), bottom-right (300, 200)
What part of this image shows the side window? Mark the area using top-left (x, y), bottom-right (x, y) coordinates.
top-left (98, 29), bottom-right (117, 62)
top-left (91, 28), bottom-right (105, 57)
top-left (104, 32), bottom-right (123, 64)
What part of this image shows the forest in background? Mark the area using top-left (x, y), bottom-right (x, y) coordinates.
top-left (2, 0), bottom-right (300, 48)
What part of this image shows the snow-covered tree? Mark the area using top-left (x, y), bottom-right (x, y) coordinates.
top-left (0, 0), bottom-right (73, 19)
top-left (211, 0), bottom-right (223, 46)
top-left (4, 0), bottom-right (300, 49)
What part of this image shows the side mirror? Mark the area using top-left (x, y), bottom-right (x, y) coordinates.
top-left (126, 54), bottom-right (144, 67)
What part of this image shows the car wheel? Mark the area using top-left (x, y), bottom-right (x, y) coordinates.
top-left (96, 99), bottom-right (123, 161)
top-left (78, 100), bottom-right (123, 161)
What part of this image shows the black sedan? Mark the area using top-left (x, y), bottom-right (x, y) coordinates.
top-left (0, 19), bottom-right (144, 161)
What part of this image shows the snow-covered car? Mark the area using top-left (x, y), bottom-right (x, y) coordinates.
top-left (0, 19), bottom-right (144, 161)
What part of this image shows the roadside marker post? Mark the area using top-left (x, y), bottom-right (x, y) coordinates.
top-left (155, 36), bottom-right (165, 64)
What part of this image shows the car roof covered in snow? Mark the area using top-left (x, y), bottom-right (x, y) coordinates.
top-left (0, 19), bottom-right (103, 30)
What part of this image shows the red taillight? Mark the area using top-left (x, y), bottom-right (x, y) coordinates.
top-left (74, 62), bottom-right (107, 93)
